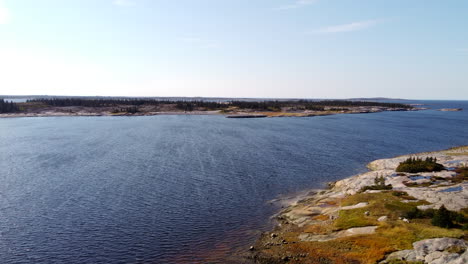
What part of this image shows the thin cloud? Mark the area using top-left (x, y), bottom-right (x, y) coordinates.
top-left (0, 1), bottom-right (10, 24)
top-left (314, 19), bottom-right (381, 34)
top-left (276, 0), bottom-right (318, 10)
top-left (113, 0), bottom-right (136, 7)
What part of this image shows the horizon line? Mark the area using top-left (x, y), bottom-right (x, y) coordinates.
top-left (1, 95), bottom-right (467, 101)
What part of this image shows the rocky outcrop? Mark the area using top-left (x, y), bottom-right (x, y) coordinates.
top-left (252, 147), bottom-right (468, 264)
top-left (299, 226), bottom-right (378, 242)
top-left (439, 108), bottom-right (463, 111)
top-left (333, 147), bottom-right (468, 211)
top-left (368, 146), bottom-right (468, 171)
top-left (381, 238), bottom-right (467, 264)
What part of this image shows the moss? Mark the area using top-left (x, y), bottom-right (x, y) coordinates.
top-left (334, 208), bottom-right (377, 230)
top-left (255, 190), bottom-right (468, 264)
top-left (340, 192), bottom-right (426, 219)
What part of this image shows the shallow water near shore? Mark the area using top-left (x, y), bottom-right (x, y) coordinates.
top-left (0, 100), bottom-right (468, 263)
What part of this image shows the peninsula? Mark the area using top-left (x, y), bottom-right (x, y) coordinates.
top-left (250, 146), bottom-right (468, 264)
top-left (0, 98), bottom-right (418, 118)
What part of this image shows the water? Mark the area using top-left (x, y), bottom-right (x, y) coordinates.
top-left (0, 100), bottom-right (467, 263)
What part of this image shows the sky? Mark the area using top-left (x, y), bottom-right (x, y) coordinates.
top-left (0, 0), bottom-right (467, 99)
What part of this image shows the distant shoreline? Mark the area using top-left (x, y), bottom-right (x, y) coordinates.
top-left (0, 98), bottom-right (421, 119)
top-left (0, 110), bottom-right (221, 118)
top-left (0, 107), bottom-right (424, 119)
top-left (0, 108), bottom-right (419, 119)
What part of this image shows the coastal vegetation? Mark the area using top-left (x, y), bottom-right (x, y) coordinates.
top-left (0, 99), bottom-right (19, 113)
top-left (359, 176), bottom-right (393, 192)
top-left (252, 148), bottom-right (467, 264)
top-left (396, 157), bottom-right (445, 173)
top-left (0, 97), bottom-right (417, 117)
top-left (405, 206), bottom-right (468, 229)
top-left (111, 106), bottom-right (140, 114)
top-left (27, 98), bottom-right (412, 112)
top-left (454, 167), bottom-right (468, 182)
top-left (253, 191), bottom-right (466, 264)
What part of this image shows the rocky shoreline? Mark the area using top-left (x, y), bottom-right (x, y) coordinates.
top-left (249, 146), bottom-right (468, 264)
top-left (0, 104), bottom-right (422, 119)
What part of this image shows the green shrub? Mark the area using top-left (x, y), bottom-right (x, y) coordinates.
top-left (405, 206), bottom-right (467, 229)
top-left (359, 176), bottom-right (393, 192)
top-left (404, 207), bottom-right (435, 219)
top-left (431, 205), bottom-right (453, 228)
top-left (453, 167), bottom-right (468, 183)
top-left (392, 191), bottom-right (408, 197)
top-left (396, 157), bottom-right (444, 173)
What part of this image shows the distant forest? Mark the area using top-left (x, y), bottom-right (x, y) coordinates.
top-left (27, 98), bottom-right (412, 111)
top-left (0, 99), bottom-right (19, 113)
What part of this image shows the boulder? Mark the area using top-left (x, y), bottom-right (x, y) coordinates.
top-left (380, 249), bottom-right (416, 263)
top-left (377, 216), bottom-right (388, 222)
top-left (381, 238), bottom-right (467, 264)
top-left (413, 238), bottom-right (467, 264)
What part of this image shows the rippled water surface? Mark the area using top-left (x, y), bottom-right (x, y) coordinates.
top-left (1, 100), bottom-right (468, 263)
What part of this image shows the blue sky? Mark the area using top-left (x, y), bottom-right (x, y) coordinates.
top-left (0, 0), bottom-right (467, 99)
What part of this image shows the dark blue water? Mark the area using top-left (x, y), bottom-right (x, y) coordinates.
top-left (0, 100), bottom-right (467, 263)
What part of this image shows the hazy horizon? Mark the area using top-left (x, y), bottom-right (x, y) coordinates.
top-left (2, 94), bottom-right (468, 101)
top-left (1, 0), bottom-right (467, 99)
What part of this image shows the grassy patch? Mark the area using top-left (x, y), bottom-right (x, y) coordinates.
top-left (313, 214), bottom-right (331, 221)
top-left (259, 190), bottom-right (468, 264)
top-left (453, 167), bottom-right (468, 183)
top-left (303, 224), bottom-right (333, 234)
top-left (336, 192), bottom-right (431, 230)
top-left (391, 191), bottom-right (416, 200)
top-left (334, 208), bottom-right (377, 230)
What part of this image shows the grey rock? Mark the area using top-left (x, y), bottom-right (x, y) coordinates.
top-left (377, 216), bottom-right (388, 222)
top-left (381, 238), bottom-right (467, 264)
top-left (425, 251), bottom-right (460, 264)
top-left (413, 238), bottom-right (467, 259)
top-left (380, 249), bottom-right (417, 263)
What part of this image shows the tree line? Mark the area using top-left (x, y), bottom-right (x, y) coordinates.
top-left (396, 157), bottom-right (445, 173)
top-left (28, 98), bottom-right (412, 111)
top-left (0, 99), bottom-right (19, 113)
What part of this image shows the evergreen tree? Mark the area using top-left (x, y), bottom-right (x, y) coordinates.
top-left (0, 99), bottom-right (19, 113)
top-left (431, 205), bottom-right (453, 228)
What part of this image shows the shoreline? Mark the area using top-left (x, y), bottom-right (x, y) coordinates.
top-left (0, 108), bottom-right (423, 119)
top-left (248, 146), bottom-right (468, 264)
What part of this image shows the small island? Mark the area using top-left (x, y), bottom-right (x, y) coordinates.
top-left (250, 146), bottom-right (468, 264)
top-left (439, 108), bottom-right (463, 112)
top-left (0, 97), bottom-right (418, 118)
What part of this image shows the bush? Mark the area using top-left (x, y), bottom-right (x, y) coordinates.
top-left (453, 167), bottom-right (468, 183)
top-left (359, 176), bottom-right (392, 192)
top-left (431, 205), bottom-right (453, 228)
top-left (404, 207), bottom-right (435, 219)
top-left (392, 191), bottom-right (408, 197)
top-left (396, 157), bottom-right (444, 173)
top-left (405, 206), bottom-right (467, 229)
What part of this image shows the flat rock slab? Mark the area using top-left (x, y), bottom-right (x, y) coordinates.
top-left (299, 226), bottom-right (378, 242)
top-left (382, 238), bottom-right (468, 264)
top-left (341, 202), bottom-right (369, 210)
